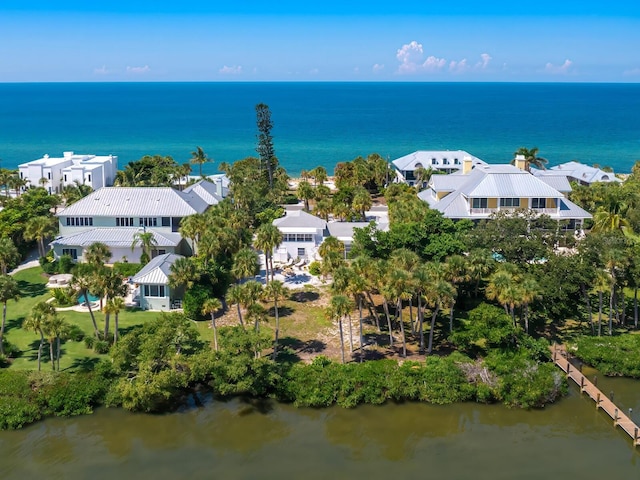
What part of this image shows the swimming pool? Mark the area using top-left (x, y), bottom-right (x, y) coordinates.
top-left (77, 293), bottom-right (100, 305)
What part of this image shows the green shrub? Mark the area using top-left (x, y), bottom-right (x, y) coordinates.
top-left (41, 259), bottom-right (58, 274)
top-left (0, 371), bottom-right (43, 429)
top-left (113, 262), bottom-right (143, 277)
top-left (41, 371), bottom-right (110, 417)
top-left (58, 254), bottom-right (75, 274)
top-left (308, 261), bottom-right (321, 276)
top-left (94, 340), bottom-right (110, 355)
top-left (574, 334), bottom-right (640, 377)
top-left (84, 336), bottom-right (95, 349)
top-left (51, 286), bottom-right (77, 307)
top-left (67, 325), bottom-right (85, 342)
top-left (183, 284), bottom-right (212, 320)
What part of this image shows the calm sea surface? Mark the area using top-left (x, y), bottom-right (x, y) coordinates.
top-left (0, 82), bottom-right (639, 175)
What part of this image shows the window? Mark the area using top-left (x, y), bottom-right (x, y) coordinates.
top-left (63, 174), bottom-right (67, 182)
top-left (500, 198), bottom-right (520, 207)
top-left (139, 217), bottom-right (157, 227)
top-left (66, 217), bottom-right (93, 226)
top-left (47, 172), bottom-right (51, 180)
top-left (62, 248), bottom-right (78, 260)
top-left (116, 217), bottom-right (134, 227)
top-left (454, 158), bottom-right (460, 165)
top-left (297, 248), bottom-right (306, 257)
top-left (144, 285), bottom-right (166, 297)
top-left (443, 158), bottom-right (449, 165)
top-left (472, 198), bottom-right (488, 209)
top-left (161, 217), bottom-right (170, 227)
top-left (66, 218), bottom-right (70, 226)
top-left (151, 249), bottom-right (166, 258)
top-left (532, 198), bottom-right (547, 209)
top-left (283, 233), bottom-right (313, 242)
top-left (431, 158), bottom-right (437, 165)
top-left (87, 174), bottom-right (91, 182)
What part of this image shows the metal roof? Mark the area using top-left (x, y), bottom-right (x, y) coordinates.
top-left (273, 210), bottom-right (327, 229)
top-left (58, 187), bottom-right (211, 217)
top-left (327, 221), bottom-right (373, 240)
top-left (548, 161), bottom-right (621, 184)
top-left (132, 253), bottom-right (184, 285)
top-left (51, 228), bottom-right (183, 248)
top-left (531, 173), bottom-right (572, 192)
top-left (392, 150), bottom-right (486, 171)
top-left (458, 165), bottom-right (563, 198)
top-left (182, 180), bottom-right (223, 205)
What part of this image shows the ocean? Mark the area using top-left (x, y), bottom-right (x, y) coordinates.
top-left (0, 82), bottom-right (639, 176)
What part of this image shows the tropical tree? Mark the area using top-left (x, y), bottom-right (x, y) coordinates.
top-left (131, 231), bottom-right (157, 265)
top-left (254, 223), bottom-right (282, 283)
top-left (226, 283), bottom-right (246, 329)
top-left (263, 280), bottom-right (289, 359)
top-left (466, 249), bottom-right (495, 296)
top-left (179, 213), bottom-right (207, 254)
top-left (43, 313), bottom-right (69, 371)
top-left (105, 297), bottom-right (126, 344)
top-left (444, 254), bottom-right (470, 332)
top-left (202, 297), bottom-right (222, 351)
top-left (23, 301), bottom-right (56, 371)
top-left (231, 247), bottom-right (260, 283)
top-left (424, 275), bottom-right (456, 355)
top-left (24, 215), bottom-right (57, 258)
top-left (387, 268), bottom-right (413, 357)
top-left (314, 198), bottom-right (332, 221)
top-left (591, 270), bottom-right (612, 337)
top-left (310, 166), bottom-right (328, 186)
top-left (71, 264), bottom-right (100, 338)
top-left (520, 275), bottom-right (541, 333)
top-left (414, 166), bottom-right (436, 189)
top-left (190, 146), bottom-right (212, 178)
top-left (297, 180), bottom-right (315, 211)
top-left (0, 237), bottom-right (20, 275)
top-left (0, 275), bottom-right (20, 355)
top-left (256, 103), bottom-right (277, 189)
top-left (169, 257), bottom-right (199, 291)
top-left (101, 269), bottom-right (127, 340)
top-left (513, 146), bottom-right (548, 171)
top-left (84, 241), bottom-right (112, 268)
top-left (328, 294), bottom-right (354, 364)
top-left (241, 280), bottom-right (264, 331)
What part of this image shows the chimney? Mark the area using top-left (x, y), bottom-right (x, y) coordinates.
top-left (215, 177), bottom-right (223, 196)
top-left (462, 156), bottom-right (473, 174)
top-left (514, 154), bottom-right (527, 171)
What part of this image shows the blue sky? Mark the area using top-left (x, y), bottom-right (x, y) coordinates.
top-left (1, 1), bottom-right (639, 82)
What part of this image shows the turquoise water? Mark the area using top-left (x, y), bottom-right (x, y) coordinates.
top-left (78, 293), bottom-right (100, 304)
top-left (1, 82), bottom-right (639, 175)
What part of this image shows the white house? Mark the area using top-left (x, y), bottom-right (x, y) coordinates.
top-left (417, 156), bottom-right (592, 229)
top-left (392, 150), bottom-right (486, 187)
top-left (51, 180), bottom-right (222, 263)
top-left (18, 151), bottom-right (118, 194)
top-left (272, 207), bottom-right (328, 262)
top-left (131, 253), bottom-right (184, 311)
top-left (533, 161), bottom-right (622, 186)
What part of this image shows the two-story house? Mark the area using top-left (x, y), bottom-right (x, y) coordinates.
top-left (51, 180), bottom-right (223, 263)
top-left (392, 150), bottom-right (486, 187)
top-left (417, 156), bottom-right (591, 228)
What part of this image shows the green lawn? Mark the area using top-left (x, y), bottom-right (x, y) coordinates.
top-left (3, 267), bottom-right (179, 371)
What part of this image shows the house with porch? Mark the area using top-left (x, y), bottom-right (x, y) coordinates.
top-left (272, 207), bottom-right (328, 262)
top-left (131, 253), bottom-right (184, 311)
top-left (51, 179), bottom-right (223, 263)
top-left (418, 156), bottom-right (591, 228)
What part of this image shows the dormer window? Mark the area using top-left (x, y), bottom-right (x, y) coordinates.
top-left (454, 158), bottom-right (460, 165)
top-left (443, 158), bottom-right (449, 165)
top-left (431, 158), bottom-right (437, 165)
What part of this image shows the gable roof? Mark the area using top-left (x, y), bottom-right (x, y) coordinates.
top-left (182, 179), bottom-right (223, 205)
top-left (132, 253), bottom-right (185, 285)
top-left (392, 150), bottom-right (486, 171)
top-left (58, 187), bottom-right (211, 217)
top-left (273, 210), bottom-right (327, 229)
top-left (548, 161), bottom-right (621, 184)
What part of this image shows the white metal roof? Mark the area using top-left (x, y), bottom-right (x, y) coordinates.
top-left (392, 150), bottom-right (486, 171)
top-left (273, 210), bottom-right (327, 230)
top-left (548, 161), bottom-right (621, 184)
top-left (51, 228), bottom-right (183, 248)
top-left (132, 253), bottom-right (184, 285)
top-left (182, 180), bottom-right (223, 205)
top-left (458, 164), bottom-right (563, 198)
top-left (58, 187), bottom-right (211, 217)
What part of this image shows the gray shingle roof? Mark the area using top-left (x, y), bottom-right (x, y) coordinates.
top-left (132, 253), bottom-right (184, 285)
top-left (58, 187), bottom-right (211, 217)
top-left (273, 210), bottom-right (327, 229)
top-left (51, 228), bottom-right (183, 248)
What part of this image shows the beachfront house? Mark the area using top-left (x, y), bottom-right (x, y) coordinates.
top-left (272, 207), bottom-right (328, 262)
top-left (533, 161), bottom-right (622, 186)
top-left (18, 151), bottom-right (118, 194)
top-left (131, 253), bottom-right (184, 311)
top-left (51, 179), bottom-right (224, 263)
top-left (418, 156), bottom-right (591, 228)
top-left (392, 150), bottom-right (486, 187)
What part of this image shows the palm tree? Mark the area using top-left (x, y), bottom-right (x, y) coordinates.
top-left (0, 275), bottom-right (20, 355)
top-left (466, 249), bottom-right (495, 297)
top-left (520, 275), bottom-right (541, 333)
top-left (314, 198), bottom-right (332, 221)
top-left (24, 301), bottom-right (56, 371)
top-left (101, 269), bottom-right (127, 340)
top-left (226, 283), bottom-right (246, 329)
top-left (390, 248), bottom-right (420, 331)
top-left (241, 280), bottom-right (264, 331)
top-left (179, 213), bottom-right (206, 254)
top-left (388, 268), bottom-right (413, 358)
top-left (444, 254), bottom-right (469, 332)
top-left (318, 236), bottom-right (345, 260)
top-left (345, 271), bottom-right (368, 361)
top-left (190, 146), bottom-right (212, 178)
top-left (351, 256), bottom-right (382, 331)
top-left (424, 277), bottom-right (456, 355)
top-left (131, 231), bottom-right (157, 265)
top-left (169, 257), bottom-right (199, 292)
top-left (0, 237), bottom-right (20, 275)
top-left (24, 216), bottom-right (57, 258)
top-left (84, 241), bottom-right (112, 267)
top-left (7, 175), bottom-right (27, 197)
top-left (592, 270), bottom-right (612, 337)
top-left (202, 298), bottom-right (222, 351)
top-left (603, 247), bottom-right (626, 335)
top-left (105, 297), bottom-right (125, 344)
top-left (263, 280), bottom-right (289, 359)
top-left (310, 166), bottom-right (328, 186)
top-left (351, 186), bottom-right (372, 221)
top-left (297, 180), bottom-right (315, 211)
top-left (71, 264), bottom-right (100, 338)
top-left (231, 247), bottom-right (260, 283)
top-left (414, 166), bottom-right (436, 189)
top-left (328, 294), bottom-right (354, 364)
top-left (254, 224), bottom-right (282, 283)
top-left (513, 146), bottom-right (548, 171)
top-left (412, 264), bottom-right (432, 352)
top-left (43, 313), bottom-right (69, 371)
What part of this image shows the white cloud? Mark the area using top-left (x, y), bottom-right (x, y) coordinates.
top-left (372, 63), bottom-right (384, 72)
top-left (395, 41), bottom-right (491, 75)
top-left (126, 65), bottom-right (150, 74)
top-left (544, 59), bottom-right (573, 74)
top-left (219, 65), bottom-right (242, 75)
top-left (93, 65), bottom-right (109, 75)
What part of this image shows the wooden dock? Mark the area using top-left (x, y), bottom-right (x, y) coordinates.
top-left (551, 344), bottom-right (640, 447)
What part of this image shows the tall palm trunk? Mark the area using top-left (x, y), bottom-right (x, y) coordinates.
top-left (236, 304), bottom-right (245, 329)
top-left (620, 290), bottom-right (626, 326)
top-left (397, 299), bottom-right (406, 358)
top-left (37, 329), bottom-right (44, 371)
top-left (365, 291), bottom-right (381, 332)
top-left (272, 298), bottom-right (279, 360)
top-left (418, 295), bottom-right (425, 352)
top-left (524, 303), bottom-right (530, 334)
top-left (114, 312), bottom-right (120, 344)
top-left (409, 298), bottom-right (415, 335)
top-left (347, 315), bottom-right (354, 354)
top-left (382, 299), bottom-right (393, 347)
top-left (358, 296), bottom-right (364, 362)
top-left (83, 291), bottom-right (100, 338)
top-left (56, 336), bottom-right (61, 371)
top-left (449, 302), bottom-right (455, 333)
top-left (581, 284), bottom-right (594, 335)
top-left (598, 291), bottom-right (603, 337)
top-left (338, 317), bottom-right (345, 364)
top-left (104, 311), bottom-right (110, 340)
top-left (427, 303), bottom-right (440, 354)
top-left (0, 301), bottom-right (7, 356)
top-left (635, 287), bottom-right (638, 329)
top-left (608, 283), bottom-right (614, 335)
top-left (49, 339), bottom-right (55, 370)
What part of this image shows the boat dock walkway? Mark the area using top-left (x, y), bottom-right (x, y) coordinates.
top-left (551, 344), bottom-right (640, 447)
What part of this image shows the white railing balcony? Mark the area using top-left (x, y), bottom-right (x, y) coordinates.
top-left (469, 208), bottom-right (497, 214)
top-left (532, 207), bottom-right (558, 215)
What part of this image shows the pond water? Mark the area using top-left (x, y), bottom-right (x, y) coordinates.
top-left (1, 373), bottom-right (639, 479)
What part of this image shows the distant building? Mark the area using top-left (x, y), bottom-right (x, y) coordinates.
top-left (18, 151), bottom-right (118, 194)
top-left (533, 161), bottom-right (622, 186)
top-left (392, 150), bottom-right (486, 187)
